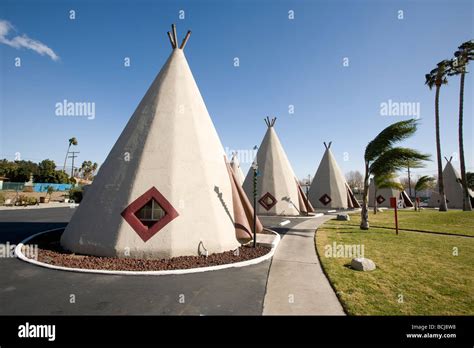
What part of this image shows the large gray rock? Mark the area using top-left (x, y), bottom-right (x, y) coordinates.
top-left (351, 257), bottom-right (376, 271)
top-left (336, 214), bottom-right (350, 221)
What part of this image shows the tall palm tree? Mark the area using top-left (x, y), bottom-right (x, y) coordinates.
top-left (425, 60), bottom-right (450, 211)
top-left (372, 173), bottom-right (404, 214)
top-left (449, 40), bottom-right (474, 211)
top-left (63, 137), bottom-right (78, 173)
top-left (360, 119), bottom-right (430, 230)
top-left (414, 175), bottom-right (435, 211)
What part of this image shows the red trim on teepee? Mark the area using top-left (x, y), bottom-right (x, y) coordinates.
top-left (295, 179), bottom-right (315, 213)
top-left (319, 194), bottom-right (332, 206)
top-left (121, 187), bottom-right (179, 242)
top-left (225, 158), bottom-right (263, 240)
top-left (259, 192), bottom-right (277, 211)
top-left (345, 183), bottom-right (361, 208)
top-left (376, 195), bottom-right (386, 205)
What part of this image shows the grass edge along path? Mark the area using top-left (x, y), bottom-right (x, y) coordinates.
top-left (315, 210), bottom-right (474, 315)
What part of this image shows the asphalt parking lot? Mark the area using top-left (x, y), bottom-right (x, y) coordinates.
top-left (0, 207), bottom-right (274, 315)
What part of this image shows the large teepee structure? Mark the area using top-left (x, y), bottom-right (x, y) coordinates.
top-left (243, 117), bottom-right (314, 216)
top-left (61, 25), bottom-right (262, 259)
top-left (428, 157), bottom-right (474, 209)
top-left (308, 142), bottom-right (360, 209)
top-left (230, 152), bottom-right (245, 186)
top-left (368, 177), bottom-right (413, 208)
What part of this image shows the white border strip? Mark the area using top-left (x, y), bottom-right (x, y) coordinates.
top-left (15, 228), bottom-right (280, 276)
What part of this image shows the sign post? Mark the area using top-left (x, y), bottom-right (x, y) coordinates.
top-left (390, 197), bottom-right (399, 235)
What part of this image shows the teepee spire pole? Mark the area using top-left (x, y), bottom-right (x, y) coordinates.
top-left (172, 24), bottom-right (178, 50)
top-left (323, 142), bottom-right (327, 149)
top-left (180, 30), bottom-right (192, 49)
top-left (167, 31), bottom-right (176, 48)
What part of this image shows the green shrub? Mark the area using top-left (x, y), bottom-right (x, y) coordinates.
top-left (68, 188), bottom-right (83, 203)
top-left (16, 195), bottom-right (38, 206)
top-left (0, 192), bottom-right (5, 204)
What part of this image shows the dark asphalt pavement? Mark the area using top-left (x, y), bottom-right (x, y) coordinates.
top-left (0, 207), bottom-right (271, 315)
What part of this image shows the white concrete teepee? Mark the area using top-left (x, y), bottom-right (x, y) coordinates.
top-left (61, 25), bottom-right (260, 259)
top-left (230, 152), bottom-right (245, 186)
top-left (308, 142), bottom-right (360, 209)
top-left (243, 117), bottom-right (314, 216)
top-left (428, 157), bottom-right (474, 209)
top-left (368, 177), bottom-right (413, 208)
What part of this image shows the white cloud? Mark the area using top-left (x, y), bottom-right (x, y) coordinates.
top-left (0, 19), bottom-right (59, 61)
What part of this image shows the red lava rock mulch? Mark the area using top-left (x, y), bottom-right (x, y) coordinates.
top-left (22, 230), bottom-right (271, 272)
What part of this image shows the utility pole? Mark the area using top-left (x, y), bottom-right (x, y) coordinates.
top-left (68, 151), bottom-right (80, 178)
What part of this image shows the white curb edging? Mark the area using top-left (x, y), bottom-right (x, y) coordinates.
top-left (15, 228), bottom-right (280, 276)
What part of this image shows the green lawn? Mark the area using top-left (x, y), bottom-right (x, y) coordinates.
top-left (315, 210), bottom-right (474, 315)
top-left (357, 209), bottom-right (474, 236)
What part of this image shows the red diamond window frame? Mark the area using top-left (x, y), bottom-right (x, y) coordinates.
top-left (376, 195), bottom-right (386, 204)
top-left (319, 193), bottom-right (332, 206)
top-left (258, 192), bottom-right (277, 211)
top-left (121, 187), bottom-right (179, 242)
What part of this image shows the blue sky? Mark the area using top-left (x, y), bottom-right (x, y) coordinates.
top-left (0, 0), bottom-right (473, 180)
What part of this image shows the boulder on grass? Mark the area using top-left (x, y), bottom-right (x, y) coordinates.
top-left (351, 257), bottom-right (376, 271)
top-left (336, 214), bottom-right (350, 221)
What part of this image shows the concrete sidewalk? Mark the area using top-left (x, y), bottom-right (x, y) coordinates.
top-left (263, 216), bottom-right (345, 315)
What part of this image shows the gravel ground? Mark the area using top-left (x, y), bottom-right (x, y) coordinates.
top-left (23, 231), bottom-right (270, 271)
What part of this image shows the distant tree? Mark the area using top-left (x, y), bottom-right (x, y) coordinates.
top-left (361, 119), bottom-right (430, 230)
top-left (62, 137), bottom-right (78, 172)
top-left (346, 170), bottom-right (364, 194)
top-left (404, 159), bottom-right (424, 198)
top-left (78, 161), bottom-right (98, 181)
top-left (414, 175), bottom-right (436, 211)
top-left (467, 172), bottom-right (474, 190)
top-left (35, 159), bottom-right (58, 183)
top-left (0, 159), bottom-right (38, 182)
top-left (35, 159), bottom-right (71, 183)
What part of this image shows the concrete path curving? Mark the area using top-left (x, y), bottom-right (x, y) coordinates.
top-left (260, 215), bottom-right (345, 315)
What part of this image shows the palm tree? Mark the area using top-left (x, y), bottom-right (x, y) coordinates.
top-left (360, 119), bottom-right (430, 230)
top-left (414, 175), bottom-right (435, 211)
top-left (425, 60), bottom-right (450, 211)
top-left (405, 159), bottom-right (424, 199)
top-left (372, 173), bottom-right (404, 214)
top-left (62, 137), bottom-right (78, 173)
top-left (448, 40), bottom-right (474, 211)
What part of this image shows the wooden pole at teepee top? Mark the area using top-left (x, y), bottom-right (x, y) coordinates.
top-left (180, 30), bottom-right (192, 49)
top-left (172, 24), bottom-right (178, 50)
top-left (167, 31), bottom-right (176, 48)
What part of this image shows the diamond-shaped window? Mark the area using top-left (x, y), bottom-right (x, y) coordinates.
top-left (121, 187), bottom-right (179, 242)
top-left (258, 192), bottom-right (277, 211)
top-left (135, 199), bottom-right (166, 228)
top-left (376, 195), bottom-right (386, 204)
top-left (319, 194), bottom-right (332, 205)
